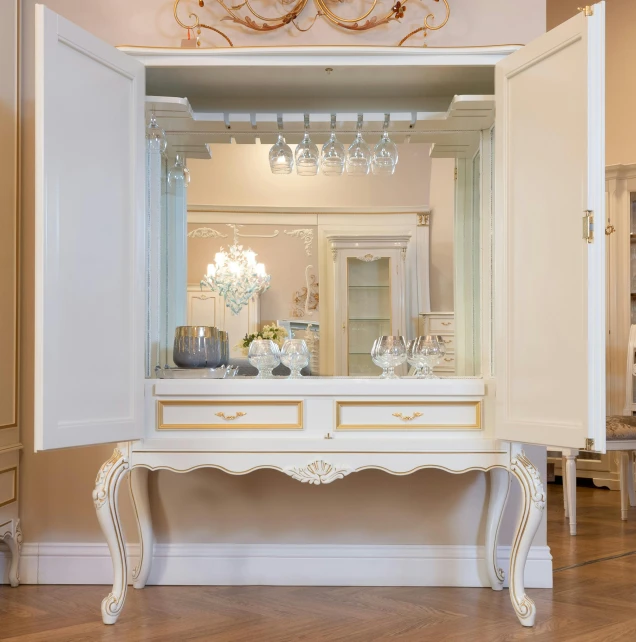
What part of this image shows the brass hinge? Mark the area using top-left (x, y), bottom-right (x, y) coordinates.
top-left (578, 5), bottom-right (594, 17)
top-left (583, 210), bottom-right (594, 243)
top-left (454, 167), bottom-right (458, 180)
top-left (585, 438), bottom-right (595, 451)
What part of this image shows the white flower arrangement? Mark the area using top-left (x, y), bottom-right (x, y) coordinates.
top-left (236, 323), bottom-right (287, 356)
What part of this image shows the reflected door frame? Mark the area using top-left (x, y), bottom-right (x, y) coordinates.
top-left (327, 233), bottom-right (413, 376)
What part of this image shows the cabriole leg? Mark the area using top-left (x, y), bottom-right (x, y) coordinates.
top-left (509, 450), bottom-right (546, 627)
top-left (93, 448), bottom-right (130, 625)
top-left (620, 451), bottom-right (630, 520)
top-left (1, 519), bottom-right (22, 587)
top-left (628, 452), bottom-right (636, 507)
top-left (130, 467), bottom-right (154, 589)
top-left (485, 467), bottom-right (510, 591)
top-left (563, 451), bottom-right (577, 536)
top-left (562, 455), bottom-right (569, 518)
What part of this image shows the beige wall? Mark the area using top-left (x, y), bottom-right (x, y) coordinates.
top-left (429, 158), bottom-right (456, 311)
top-left (188, 144), bottom-right (432, 210)
top-left (19, 0), bottom-right (547, 550)
top-left (547, 0), bottom-right (636, 166)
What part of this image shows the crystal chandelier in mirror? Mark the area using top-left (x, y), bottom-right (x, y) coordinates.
top-left (269, 116), bottom-right (294, 175)
top-left (201, 225), bottom-right (271, 315)
top-left (295, 114), bottom-right (320, 176)
top-left (372, 114), bottom-right (399, 176)
top-left (321, 114), bottom-right (345, 177)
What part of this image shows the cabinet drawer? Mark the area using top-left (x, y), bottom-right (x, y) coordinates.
top-left (437, 335), bottom-right (455, 353)
top-left (427, 317), bottom-right (455, 333)
top-left (435, 354), bottom-right (456, 371)
top-left (158, 400), bottom-right (303, 430)
top-left (335, 400), bottom-right (481, 431)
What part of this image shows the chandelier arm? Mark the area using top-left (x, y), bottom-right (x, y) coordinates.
top-left (423, 0), bottom-right (450, 31)
top-left (242, 0), bottom-right (309, 23)
top-left (315, 0), bottom-right (384, 24)
top-left (292, 11), bottom-right (322, 32)
top-left (216, 0), bottom-right (291, 30)
top-left (398, 26), bottom-right (425, 46)
top-left (199, 24), bottom-right (235, 45)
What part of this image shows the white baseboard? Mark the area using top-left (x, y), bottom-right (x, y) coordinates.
top-left (1, 542), bottom-right (552, 588)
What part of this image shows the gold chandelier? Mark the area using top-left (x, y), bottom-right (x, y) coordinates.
top-left (174, 0), bottom-right (450, 47)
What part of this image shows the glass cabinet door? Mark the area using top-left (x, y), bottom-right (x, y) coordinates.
top-left (347, 257), bottom-right (392, 375)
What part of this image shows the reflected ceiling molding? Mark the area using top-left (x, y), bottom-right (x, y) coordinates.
top-left (187, 227), bottom-right (228, 238)
top-left (284, 228), bottom-right (314, 256)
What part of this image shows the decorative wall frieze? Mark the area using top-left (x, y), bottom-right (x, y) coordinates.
top-left (357, 254), bottom-right (382, 262)
top-left (284, 229), bottom-right (314, 256)
top-left (188, 227), bottom-right (228, 239)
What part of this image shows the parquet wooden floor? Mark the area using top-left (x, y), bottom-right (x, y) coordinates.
top-left (2, 483), bottom-right (636, 641)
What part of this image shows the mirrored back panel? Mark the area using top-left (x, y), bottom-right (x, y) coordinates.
top-left (148, 145), bottom-right (482, 379)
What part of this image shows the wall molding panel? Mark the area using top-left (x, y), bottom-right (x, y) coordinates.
top-left (1, 542), bottom-right (553, 588)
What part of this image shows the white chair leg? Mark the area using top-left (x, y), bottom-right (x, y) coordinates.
top-left (562, 455), bottom-right (569, 518)
top-left (564, 453), bottom-right (577, 536)
top-left (620, 451), bottom-right (630, 520)
top-left (628, 452), bottom-right (636, 508)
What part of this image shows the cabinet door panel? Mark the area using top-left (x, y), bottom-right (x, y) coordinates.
top-left (494, 5), bottom-right (606, 451)
top-left (35, 6), bottom-right (145, 449)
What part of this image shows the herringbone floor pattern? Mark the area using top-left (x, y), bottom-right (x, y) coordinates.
top-left (2, 483), bottom-right (636, 641)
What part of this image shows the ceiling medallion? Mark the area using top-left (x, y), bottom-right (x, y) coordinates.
top-left (174, 0), bottom-right (450, 48)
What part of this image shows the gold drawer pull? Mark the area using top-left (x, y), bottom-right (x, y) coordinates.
top-left (215, 411), bottom-right (247, 421)
top-left (441, 321), bottom-right (452, 326)
top-left (392, 412), bottom-right (423, 422)
top-left (444, 357), bottom-right (453, 362)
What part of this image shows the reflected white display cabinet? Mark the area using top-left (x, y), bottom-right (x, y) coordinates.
top-left (329, 234), bottom-right (410, 376)
top-left (33, 2), bottom-right (607, 629)
top-left (186, 285), bottom-right (260, 360)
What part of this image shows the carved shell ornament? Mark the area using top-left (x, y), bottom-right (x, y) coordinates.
top-left (174, 0), bottom-right (450, 47)
top-left (284, 460), bottom-right (353, 485)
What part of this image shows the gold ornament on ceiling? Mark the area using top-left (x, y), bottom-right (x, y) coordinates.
top-left (174, 0), bottom-right (450, 47)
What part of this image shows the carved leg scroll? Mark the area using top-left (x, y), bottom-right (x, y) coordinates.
top-left (509, 451), bottom-right (546, 628)
top-left (1, 519), bottom-right (22, 587)
top-left (93, 448), bottom-right (130, 625)
top-left (129, 467), bottom-right (154, 589)
top-left (485, 468), bottom-right (510, 591)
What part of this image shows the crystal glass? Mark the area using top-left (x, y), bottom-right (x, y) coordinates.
top-left (346, 132), bottom-right (371, 176)
top-left (280, 339), bottom-right (310, 378)
top-left (416, 335), bottom-right (441, 379)
top-left (372, 131), bottom-right (399, 176)
top-left (269, 133), bottom-right (294, 175)
top-left (376, 335), bottom-right (407, 379)
top-left (321, 132), bottom-right (345, 176)
top-left (295, 132), bottom-right (320, 176)
top-left (371, 337), bottom-right (389, 378)
top-left (146, 111), bottom-right (167, 155)
top-left (248, 339), bottom-right (280, 379)
top-left (168, 154), bottom-right (190, 188)
top-left (406, 338), bottom-right (423, 377)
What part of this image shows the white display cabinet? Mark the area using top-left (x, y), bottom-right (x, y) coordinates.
top-left (33, 2), bottom-right (607, 629)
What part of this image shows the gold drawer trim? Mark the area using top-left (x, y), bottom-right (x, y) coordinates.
top-left (157, 400), bottom-right (303, 430)
top-left (335, 401), bottom-right (481, 431)
top-left (0, 466), bottom-right (18, 508)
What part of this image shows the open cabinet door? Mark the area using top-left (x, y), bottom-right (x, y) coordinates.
top-left (34, 5), bottom-right (145, 449)
top-left (494, 4), bottom-right (606, 451)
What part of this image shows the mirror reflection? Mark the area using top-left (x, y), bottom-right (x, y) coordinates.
top-left (157, 143), bottom-right (481, 379)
